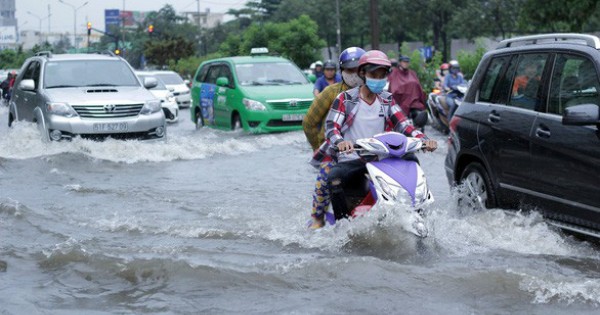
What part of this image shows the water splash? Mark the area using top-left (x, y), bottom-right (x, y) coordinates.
top-left (0, 122), bottom-right (306, 163)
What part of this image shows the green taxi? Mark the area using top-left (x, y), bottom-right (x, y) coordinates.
top-left (190, 48), bottom-right (314, 133)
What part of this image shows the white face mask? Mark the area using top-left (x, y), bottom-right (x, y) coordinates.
top-left (342, 70), bottom-right (364, 88)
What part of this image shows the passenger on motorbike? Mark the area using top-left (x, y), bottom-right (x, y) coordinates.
top-left (303, 47), bottom-right (366, 229)
top-left (310, 50), bottom-right (437, 224)
top-left (443, 60), bottom-right (465, 121)
top-left (387, 55), bottom-right (428, 129)
top-left (434, 63), bottom-right (449, 90)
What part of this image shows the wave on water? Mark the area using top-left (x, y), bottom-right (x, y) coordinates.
top-left (0, 198), bottom-right (25, 218)
top-left (510, 269), bottom-right (600, 305)
top-left (0, 121), bottom-right (306, 163)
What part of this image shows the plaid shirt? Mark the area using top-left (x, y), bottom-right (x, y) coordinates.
top-left (310, 86), bottom-right (425, 167)
top-left (302, 82), bottom-right (349, 151)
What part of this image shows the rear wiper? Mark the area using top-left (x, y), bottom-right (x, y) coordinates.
top-left (46, 84), bottom-right (80, 88)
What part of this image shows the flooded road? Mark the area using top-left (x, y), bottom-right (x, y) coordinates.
top-left (1, 106), bottom-right (599, 314)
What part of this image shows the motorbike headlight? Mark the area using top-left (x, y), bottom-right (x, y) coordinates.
top-left (243, 98), bottom-right (266, 111)
top-left (47, 102), bottom-right (78, 117)
top-left (376, 176), bottom-right (401, 201)
top-left (140, 100), bottom-right (161, 115)
top-left (414, 176), bottom-right (434, 206)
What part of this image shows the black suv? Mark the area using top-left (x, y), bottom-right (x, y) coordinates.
top-left (445, 33), bottom-right (600, 237)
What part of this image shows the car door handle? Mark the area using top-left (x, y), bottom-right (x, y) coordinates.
top-left (535, 127), bottom-right (551, 138)
top-left (488, 111), bottom-right (500, 123)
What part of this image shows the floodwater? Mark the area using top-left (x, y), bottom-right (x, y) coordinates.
top-left (1, 106), bottom-right (599, 314)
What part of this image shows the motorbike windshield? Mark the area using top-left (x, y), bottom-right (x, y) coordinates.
top-left (236, 62), bottom-right (309, 86)
top-left (44, 60), bottom-right (139, 88)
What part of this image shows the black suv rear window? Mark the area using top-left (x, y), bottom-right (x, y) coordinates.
top-left (479, 57), bottom-right (510, 103)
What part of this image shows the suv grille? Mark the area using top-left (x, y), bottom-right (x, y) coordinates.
top-left (71, 104), bottom-right (144, 118)
top-left (267, 99), bottom-right (312, 110)
top-left (86, 89), bottom-right (118, 93)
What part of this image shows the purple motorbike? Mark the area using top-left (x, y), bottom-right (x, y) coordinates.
top-left (324, 131), bottom-right (434, 237)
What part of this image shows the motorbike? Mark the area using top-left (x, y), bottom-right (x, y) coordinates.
top-left (319, 132), bottom-right (434, 237)
top-left (426, 83), bottom-right (468, 134)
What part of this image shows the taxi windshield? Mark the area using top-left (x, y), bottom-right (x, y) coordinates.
top-left (235, 62), bottom-right (309, 86)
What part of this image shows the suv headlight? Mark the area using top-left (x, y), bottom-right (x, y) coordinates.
top-left (243, 98), bottom-right (266, 111)
top-left (140, 100), bottom-right (161, 115)
top-left (47, 102), bottom-right (78, 117)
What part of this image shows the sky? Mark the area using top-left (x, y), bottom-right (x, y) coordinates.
top-left (15, 0), bottom-right (247, 34)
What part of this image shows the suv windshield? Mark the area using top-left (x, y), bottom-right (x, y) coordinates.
top-left (44, 60), bottom-right (139, 88)
top-left (236, 62), bottom-right (309, 86)
top-left (154, 73), bottom-right (184, 85)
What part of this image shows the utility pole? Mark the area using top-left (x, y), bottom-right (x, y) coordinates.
top-left (122, 0), bottom-right (126, 57)
top-left (335, 0), bottom-right (341, 57)
top-left (369, 0), bottom-right (380, 50)
top-left (197, 0), bottom-right (202, 55)
top-left (48, 4), bottom-right (51, 34)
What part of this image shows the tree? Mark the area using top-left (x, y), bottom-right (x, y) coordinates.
top-left (145, 35), bottom-right (195, 68)
top-left (519, 0), bottom-right (599, 33)
top-left (219, 15), bottom-right (324, 68)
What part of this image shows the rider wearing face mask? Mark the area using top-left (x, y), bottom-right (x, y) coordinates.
top-left (303, 47), bottom-right (366, 151)
top-left (310, 50), bottom-right (437, 224)
top-left (303, 47), bottom-right (366, 229)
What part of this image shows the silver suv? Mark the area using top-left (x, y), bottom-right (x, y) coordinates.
top-left (8, 51), bottom-right (166, 141)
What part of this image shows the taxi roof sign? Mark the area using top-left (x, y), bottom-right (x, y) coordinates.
top-left (250, 47), bottom-right (269, 55)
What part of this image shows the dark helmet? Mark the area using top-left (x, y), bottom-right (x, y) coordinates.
top-left (339, 47), bottom-right (366, 69)
top-left (358, 50), bottom-right (392, 73)
top-left (399, 55), bottom-right (410, 62)
top-left (323, 59), bottom-right (336, 70)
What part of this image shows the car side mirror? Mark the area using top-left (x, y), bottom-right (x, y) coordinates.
top-left (216, 77), bottom-right (229, 87)
top-left (307, 73), bottom-right (317, 83)
top-left (19, 79), bottom-right (35, 91)
top-left (562, 104), bottom-right (600, 126)
top-left (143, 77), bottom-right (158, 89)
top-left (168, 87), bottom-right (175, 92)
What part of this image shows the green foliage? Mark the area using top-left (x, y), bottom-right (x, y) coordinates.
top-left (144, 35), bottom-right (195, 68)
top-left (219, 15), bottom-right (324, 68)
top-left (519, 0), bottom-right (599, 33)
top-left (456, 44), bottom-right (487, 80)
top-left (168, 52), bottom-right (223, 79)
top-left (0, 48), bottom-right (28, 69)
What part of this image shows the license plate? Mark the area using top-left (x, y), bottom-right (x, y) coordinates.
top-left (93, 122), bottom-right (128, 132)
top-left (282, 114), bottom-right (305, 121)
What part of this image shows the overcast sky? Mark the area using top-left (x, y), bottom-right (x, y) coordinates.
top-left (16, 0), bottom-right (246, 34)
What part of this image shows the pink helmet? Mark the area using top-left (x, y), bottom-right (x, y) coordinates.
top-left (358, 50), bottom-right (391, 72)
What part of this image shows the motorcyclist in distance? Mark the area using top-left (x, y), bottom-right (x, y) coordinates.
top-left (434, 63), bottom-right (449, 90)
top-left (443, 60), bottom-right (465, 121)
top-left (313, 60), bottom-right (341, 97)
top-left (387, 55), bottom-right (428, 130)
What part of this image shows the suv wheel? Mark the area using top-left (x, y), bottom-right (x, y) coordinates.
top-left (458, 162), bottom-right (496, 211)
top-left (195, 109), bottom-right (204, 129)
